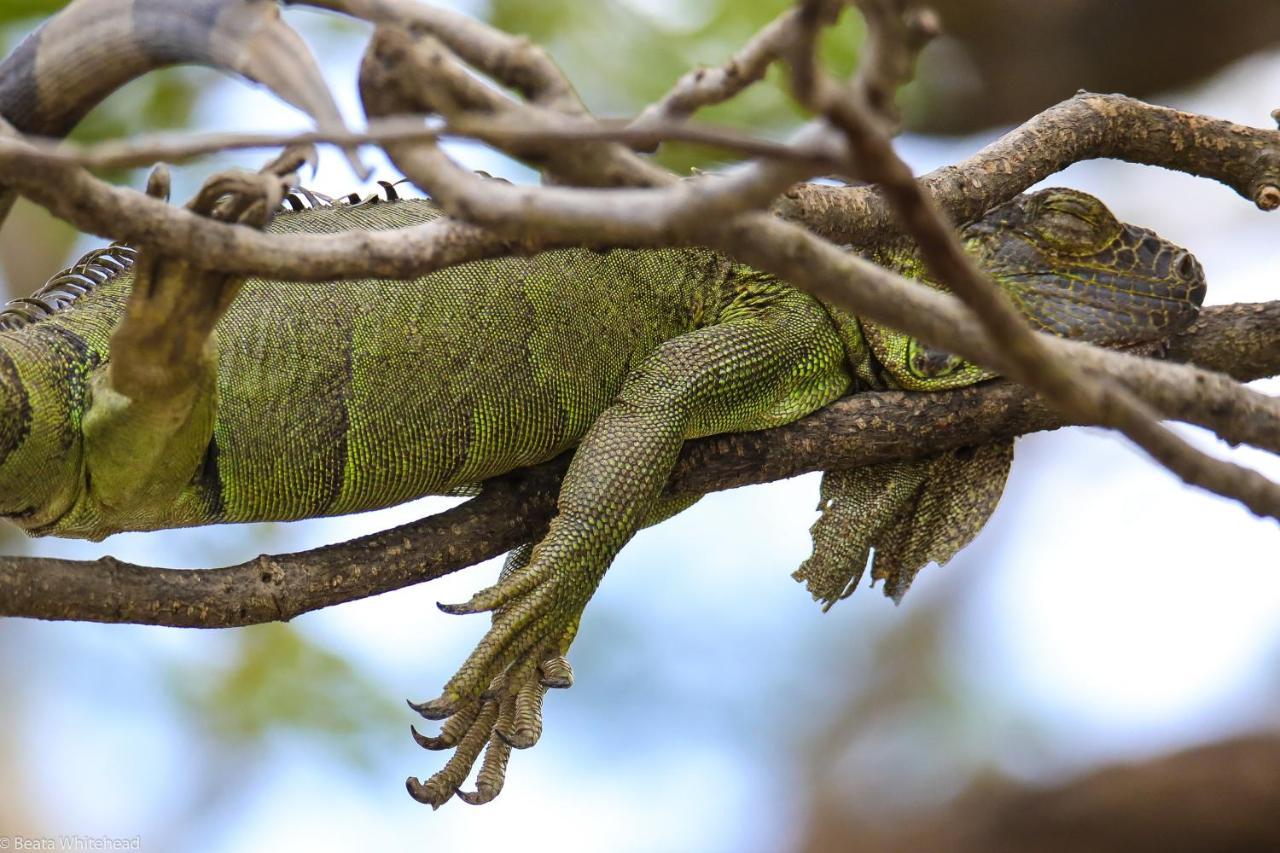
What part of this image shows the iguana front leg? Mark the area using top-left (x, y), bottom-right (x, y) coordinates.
top-left (410, 492), bottom-right (704, 806)
top-left (73, 151), bottom-right (306, 533)
top-left (408, 287), bottom-right (850, 807)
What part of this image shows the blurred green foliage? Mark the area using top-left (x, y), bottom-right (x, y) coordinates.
top-left (0, 1), bottom-right (67, 22)
top-left (488, 0), bottom-right (873, 173)
top-left (167, 623), bottom-right (401, 772)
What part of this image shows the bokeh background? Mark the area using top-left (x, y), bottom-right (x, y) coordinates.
top-left (1, 1), bottom-right (1279, 850)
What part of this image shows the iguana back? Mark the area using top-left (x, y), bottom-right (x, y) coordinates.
top-left (1, 198), bottom-right (737, 533)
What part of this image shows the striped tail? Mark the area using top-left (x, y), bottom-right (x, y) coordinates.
top-left (0, 0), bottom-right (345, 139)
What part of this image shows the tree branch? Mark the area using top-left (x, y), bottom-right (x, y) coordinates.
top-left (780, 92), bottom-right (1280, 247)
top-left (0, 302), bottom-right (1273, 628)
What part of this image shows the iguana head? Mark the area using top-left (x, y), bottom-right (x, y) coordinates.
top-left (858, 187), bottom-right (1207, 391)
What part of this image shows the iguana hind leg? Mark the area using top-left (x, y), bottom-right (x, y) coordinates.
top-left (794, 439), bottom-right (1014, 608)
top-left (76, 150), bottom-right (307, 532)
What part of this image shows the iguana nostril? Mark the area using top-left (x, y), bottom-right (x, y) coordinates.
top-left (1174, 251), bottom-right (1198, 280)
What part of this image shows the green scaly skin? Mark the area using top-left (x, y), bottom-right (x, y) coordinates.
top-left (0, 0), bottom-right (1208, 809)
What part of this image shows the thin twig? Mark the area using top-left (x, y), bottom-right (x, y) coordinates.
top-left (23, 116), bottom-right (833, 173)
top-left (631, 0), bottom-right (843, 137)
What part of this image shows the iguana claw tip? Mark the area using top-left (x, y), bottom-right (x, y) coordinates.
top-left (410, 724), bottom-right (453, 751)
top-left (406, 776), bottom-right (453, 808)
top-left (457, 784), bottom-right (500, 806)
top-left (436, 599), bottom-right (478, 615)
top-left (409, 696), bottom-right (458, 720)
top-left (497, 726), bottom-right (539, 750)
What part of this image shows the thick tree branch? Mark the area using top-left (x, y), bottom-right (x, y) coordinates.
top-left (0, 302), bottom-right (1273, 629)
top-left (780, 92), bottom-right (1280, 247)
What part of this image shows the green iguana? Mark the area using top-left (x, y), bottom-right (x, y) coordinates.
top-left (0, 0), bottom-right (1207, 808)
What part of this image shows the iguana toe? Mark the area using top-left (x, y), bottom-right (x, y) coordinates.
top-left (410, 653), bottom-right (556, 807)
top-left (410, 694), bottom-right (483, 747)
top-left (500, 670), bottom-right (550, 749)
top-left (407, 698), bottom-right (500, 808)
top-left (436, 568), bottom-right (543, 615)
top-left (455, 736), bottom-right (511, 805)
top-left (539, 655), bottom-right (575, 689)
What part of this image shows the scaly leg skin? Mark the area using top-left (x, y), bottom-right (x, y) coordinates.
top-left (408, 492), bottom-right (706, 807)
top-left (79, 149), bottom-right (309, 522)
top-left (793, 440), bottom-right (1014, 609)
top-left (407, 286), bottom-right (851, 807)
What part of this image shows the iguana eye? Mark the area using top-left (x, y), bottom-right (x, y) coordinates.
top-left (907, 339), bottom-right (965, 380)
top-left (1028, 189), bottom-right (1122, 254)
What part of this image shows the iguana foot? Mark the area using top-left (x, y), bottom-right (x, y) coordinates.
top-left (421, 538), bottom-right (591, 718)
top-left (408, 543), bottom-right (578, 807)
top-left (795, 441), bottom-right (1014, 608)
top-left (407, 651), bottom-right (573, 808)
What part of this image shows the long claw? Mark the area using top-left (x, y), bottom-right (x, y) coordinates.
top-left (410, 693), bottom-right (482, 749)
top-left (406, 775), bottom-right (455, 810)
top-left (409, 696), bottom-right (461, 721)
top-left (436, 598), bottom-right (486, 616)
top-left (410, 724), bottom-right (450, 751)
top-left (409, 700), bottom-right (499, 808)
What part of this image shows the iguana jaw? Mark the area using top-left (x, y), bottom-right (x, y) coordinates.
top-left (965, 189), bottom-right (1207, 345)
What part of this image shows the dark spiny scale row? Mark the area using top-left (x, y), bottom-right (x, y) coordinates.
top-left (0, 179), bottom-right (419, 333)
top-left (0, 244), bottom-right (137, 331)
top-left (280, 179), bottom-right (411, 212)
top-left (280, 169), bottom-right (510, 212)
